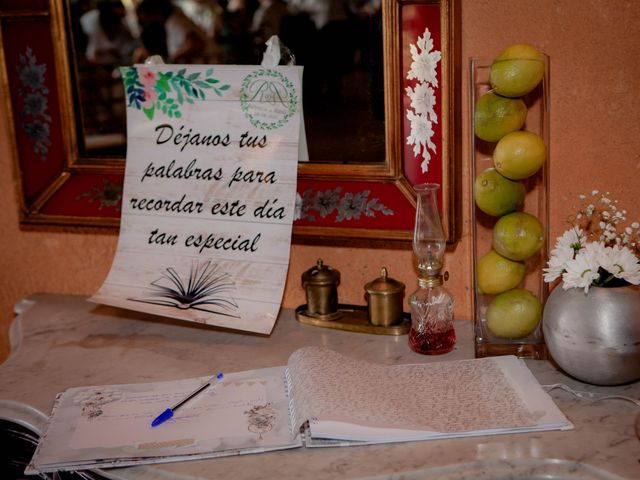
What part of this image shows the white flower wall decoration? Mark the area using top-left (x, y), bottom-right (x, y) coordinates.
top-left (406, 27), bottom-right (441, 173)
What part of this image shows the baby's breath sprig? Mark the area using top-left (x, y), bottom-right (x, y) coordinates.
top-left (573, 190), bottom-right (639, 256)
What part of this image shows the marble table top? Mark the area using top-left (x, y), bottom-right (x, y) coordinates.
top-left (1, 293), bottom-right (639, 479)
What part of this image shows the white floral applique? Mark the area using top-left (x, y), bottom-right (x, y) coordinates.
top-left (405, 28), bottom-right (441, 173)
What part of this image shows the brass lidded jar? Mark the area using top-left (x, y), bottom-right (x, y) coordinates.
top-left (364, 267), bottom-right (405, 326)
top-left (301, 259), bottom-right (340, 319)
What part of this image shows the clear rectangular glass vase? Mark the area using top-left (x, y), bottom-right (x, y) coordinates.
top-left (470, 54), bottom-right (550, 359)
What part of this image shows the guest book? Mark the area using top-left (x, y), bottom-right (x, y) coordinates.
top-left (27, 347), bottom-right (572, 474)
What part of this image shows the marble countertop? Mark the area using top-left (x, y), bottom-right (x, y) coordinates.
top-left (1, 293), bottom-right (639, 479)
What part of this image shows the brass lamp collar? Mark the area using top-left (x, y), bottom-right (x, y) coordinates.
top-left (417, 270), bottom-right (449, 288)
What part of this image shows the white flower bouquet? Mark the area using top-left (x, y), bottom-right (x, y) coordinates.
top-left (544, 191), bottom-right (640, 293)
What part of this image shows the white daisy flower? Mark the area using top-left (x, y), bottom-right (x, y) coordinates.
top-left (542, 267), bottom-right (562, 283)
top-left (543, 244), bottom-right (574, 282)
top-left (554, 228), bottom-right (584, 252)
top-left (562, 249), bottom-right (601, 293)
top-left (602, 245), bottom-right (640, 285)
top-left (583, 241), bottom-right (608, 261)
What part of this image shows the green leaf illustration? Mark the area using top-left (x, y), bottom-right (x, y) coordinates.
top-left (143, 106), bottom-right (155, 120)
top-left (156, 75), bottom-right (171, 93)
top-left (128, 67), bottom-right (230, 120)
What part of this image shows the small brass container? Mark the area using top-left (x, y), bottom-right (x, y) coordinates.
top-left (301, 259), bottom-right (341, 319)
top-left (364, 267), bottom-right (405, 326)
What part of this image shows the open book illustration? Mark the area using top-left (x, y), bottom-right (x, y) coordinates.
top-left (27, 347), bottom-right (573, 474)
top-left (128, 261), bottom-right (240, 317)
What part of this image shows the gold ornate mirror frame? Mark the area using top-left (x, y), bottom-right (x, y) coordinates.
top-left (0, 0), bottom-right (460, 243)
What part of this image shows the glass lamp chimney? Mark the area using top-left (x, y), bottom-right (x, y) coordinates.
top-left (413, 183), bottom-right (446, 283)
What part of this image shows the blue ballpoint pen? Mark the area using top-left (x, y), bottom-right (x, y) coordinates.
top-left (151, 372), bottom-right (224, 427)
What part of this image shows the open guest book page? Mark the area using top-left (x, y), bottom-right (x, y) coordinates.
top-left (288, 347), bottom-right (573, 445)
top-left (27, 347), bottom-right (572, 474)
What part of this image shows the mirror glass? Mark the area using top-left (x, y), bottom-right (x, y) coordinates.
top-left (66, 0), bottom-right (385, 163)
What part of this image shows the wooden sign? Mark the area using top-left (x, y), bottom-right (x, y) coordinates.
top-left (91, 65), bottom-right (302, 334)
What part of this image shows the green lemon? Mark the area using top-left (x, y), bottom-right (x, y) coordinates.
top-left (475, 167), bottom-right (525, 216)
top-left (474, 91), bottom-right (527, 142)
top-left (486, 288), bottom-right (542, 338)
top-left (494, 131), bottom-right (546, 180)
top-left (490, 43), bottom-right (545, 97)
top-left (477, 250), bottom-right (525, 295)
top-left (492, 212), bottom-right (544, 261)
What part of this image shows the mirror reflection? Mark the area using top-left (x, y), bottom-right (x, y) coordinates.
top-left (67, 0), bottom-right (385, 163)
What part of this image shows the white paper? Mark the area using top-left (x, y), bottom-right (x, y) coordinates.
top-left (28, 367), bottom-right (299, 473)
top-left (91, 64), bottom-right (303, 334)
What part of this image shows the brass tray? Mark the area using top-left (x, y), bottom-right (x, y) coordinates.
top-left (295, 304), bottom-right (410, 335)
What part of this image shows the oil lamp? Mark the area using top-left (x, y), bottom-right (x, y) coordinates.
top-left (408, 183), bottom-right (456, 354)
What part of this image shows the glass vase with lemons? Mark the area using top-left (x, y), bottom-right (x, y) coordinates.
top-left (470, 44), bottom-right (550, 359)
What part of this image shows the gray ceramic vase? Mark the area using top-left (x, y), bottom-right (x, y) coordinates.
top-left (543, 284), bottom-right (640, 385)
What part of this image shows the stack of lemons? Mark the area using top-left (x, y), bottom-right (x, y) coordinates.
top-left (473, 43), bottom-right (546, 339)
